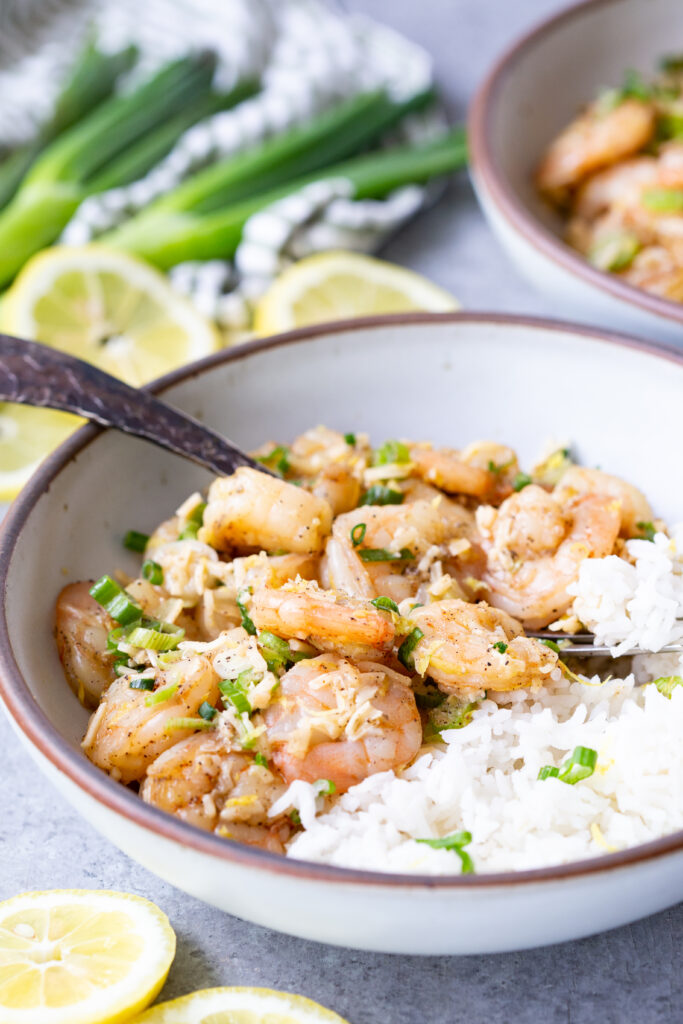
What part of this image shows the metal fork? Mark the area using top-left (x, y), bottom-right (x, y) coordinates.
top-left (527, 630), bottom-right (683, 658)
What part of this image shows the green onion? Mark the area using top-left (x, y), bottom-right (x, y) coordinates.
top-left (359, 484), bottom-right (404, 506)
top-left (653, 675), bottom-right (683, 698)
top-left (257, 630), bottom-right (310, 672)
top-left (414, 681), bottom-right (446, 710)
top-left (179, 501), bottom-right (206, 540)
top-left (588, 231), bottom-right (641, 272)
top-left (371, 596), bottom-right (400, 614)
top-left (539, 746), bottom-right (598, 785)
top-left (416, 831), bottom-right (474, 874)
top-left (254, 752), bottom-right (268, 768)
top-left (398, 627), bottom-right (424, 670)
top-left (219, 670), bottom-right (259, 714)
top-left (344, 433), bottom-right (356, 446)
top-left (129, 677), bottom-right (155, 691)
top-left (256, 445), bottom-right (290, 477)
top-left (621, 68), bottom-right (653, 101)
top-left (641, 187), bottom-right (683, 212)
top-left (314, 779), bottom-right (336, 796)
top-left (539, 638), bottom-right (561, 653)
top-left (145, 682), bottom-right (178, 706)
top-left (290, 809), bottom-right (302, 825)
top-left (237, 591), bottom-right (257, 636)
top-left (164, 716), bottom-right (214, 732)
top-left (123, 529), bottom-right (150, 553)
top-left (424, 696), bottom-right (478, 738)
top-left (125, 620), bottom-right (184, 652)
top-left (359, 546), bottom-right (414, 562)
top-left (660, 53), bottom-right (683, 73)
top-left (142, 559), bottom-right (164, 585)
top-left (372, 439), bottom-right (411, 466)
top-left (492, 641), bottom-right (508, 654)
top-left (351, 522), bottom-right (367, 547)
top-left (636, 520), bottom-right (656, 541)
top-left (90, 575), bottom-right (143, 625)
top-left (512, 473), bottom-right (533, 493)
top-left (198, 700), bottom-right (218, 721)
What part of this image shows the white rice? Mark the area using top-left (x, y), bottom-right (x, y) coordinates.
top-left (278, 527), bottom-right (683, 874)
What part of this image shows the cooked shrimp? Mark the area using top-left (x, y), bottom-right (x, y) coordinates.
top-left (326, 500), bottom-right (448, 603)
top-left (249, 579), bottom-right (395, 659)
top-left (264, 653), bottom-right (422, 792)
top-left (287, 426), bottom-right (367, 515)
top-left (553, 466), bottom-right (653, 538)
top-left (200, 467), bottom-right (332, 555)
top-left (410, 441), bottom-right (517, 503)
top-left (572, 157), bottom-right (658, 221)
top-left (55, 582), bottom-right (115, 708)
top-left (479, 485), bottom-right (621, 628)
top-left (536, 98), bottom-right (656, 197)
top-left (82, 653), bottom-right (220, 784)
top-left (141, 732), bottom-right (290, 852)
top-left (408, 599), bottom-right (559, 694)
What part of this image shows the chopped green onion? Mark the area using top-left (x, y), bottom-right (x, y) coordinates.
top-left (512, 473), bottom-right (533, 492)
top-left (90, 575), bottom-right (143, 625)
top-left (179, 500), bottom-right (206, 540)
top-left (492, 641), bottom-right (508, 654)
top-left (237, 591), bottom-right (257, 636)
top-left (129, 677), bottom-right (155, 691)
top-left (372, 439), bottom-right (411, 466)
top-left (398, 627), bottom-right (424, 670)
top-left (487, 458), bottom-right (514, 475)
top-left (660, 53), bottom-right (683, 73)
top-left (641, 187), bottom-right (683, 212)
top-left (539, 638), bottom-right (561, 653)
top-left (351, 522), bottom-right (367, 547)
top-left (636, 520), bottom-right (656, 541)
top-left (539, 746), bottom-right (598, 785)
top-left (344, 433), bottom-right (356, 446)
top-left (125, 620), bottom-right (184, 652)
top-left (164, 716), bottom-right (214, 732)
top-left (290, 808), bottom-right (301, 825)
top-left (621, 68), bottom-right (653, 101)
top-left (653, 675), bottom-right (683, 698)
top-left (113, 655), bottom-right (133, 675)
top-left (371, 596), bottom-right (400, 614)
top-left (359, 546), bottom-right (414, 562)
top-left (588, 231), bottom-right (640, 272)
top-left (414, 681), bottom-right (446, 710)
top-left (257, 630), bottom-right (310, 672)
top-left (219, 670), bottom-right (259, 714)
top-left (123, 530), bottom-right (149, 552)
top-left (314, 779), bottom-right (336, 796)
top-left (416, 831), bottom-right (474, 874)
top-left (254, 752), bottom-right (268, 768)
top-left (198, 700), bottom-right (218, 721)
top-left (145, 682), bottom-right (178, 706)
top-left (142, 559), bottom-right (164, 585)
top-left (424, 696), bottom-right (478, 738)
top-left (359, 484), bottom-right (404, 506)
top-left (256, 445), bottom-right (290, 477)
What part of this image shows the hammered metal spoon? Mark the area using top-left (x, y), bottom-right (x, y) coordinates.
top-left (0, 334), bottom-right (269, 477)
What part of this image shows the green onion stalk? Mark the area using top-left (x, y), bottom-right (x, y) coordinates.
top-left (104, 125), bottom-right (468, 268)
top-left (0, 51), bottom-right (260, 288)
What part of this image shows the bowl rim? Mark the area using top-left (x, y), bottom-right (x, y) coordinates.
top-left (468, 0), bottom-right (683, 328)
top-left (2, 310), bottom-right (683, 890)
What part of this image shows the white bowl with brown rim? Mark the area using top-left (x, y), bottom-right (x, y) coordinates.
top-left (469, 0), bottom-right (683, 345)
top-left (1, 313), bottom-right (682, 954)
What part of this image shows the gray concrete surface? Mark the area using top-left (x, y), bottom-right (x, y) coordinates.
top-left (1, 1), bottom-right (681, 1021)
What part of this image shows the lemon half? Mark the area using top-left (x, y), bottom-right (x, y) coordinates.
top-left (132, 986), bottom-right (351, 1024)
top-left (0, 889), bottom-right (176, 1024)
top-left (253, 250), bottom-right (459, 335)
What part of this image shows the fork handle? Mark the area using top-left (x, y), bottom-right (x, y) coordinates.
top-left (0, 333), bottom-right (262, 477)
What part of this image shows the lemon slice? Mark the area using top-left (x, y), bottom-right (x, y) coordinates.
top-left (132, 987), bottom-right (350, 1023)
top-left (253, 250), bottom-right (459, 335)
top-left (0, 244), bottom-right (220, 500)
top-left (0, 889), bottom-right (176, 1024)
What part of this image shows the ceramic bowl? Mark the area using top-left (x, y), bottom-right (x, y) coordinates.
top-left (1, 314), bottom-right (682, 955)
top-left (469, 0), bottom-right (683, 345)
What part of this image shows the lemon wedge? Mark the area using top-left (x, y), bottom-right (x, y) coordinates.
top-left (253, 250), bottom-right (459, 335)
top-left (132, 987), bottom-right (350, 1023)
top-left (0, 889), bottom-right (176, 1024)
top-left (0, 244), bottom-right (220, 500)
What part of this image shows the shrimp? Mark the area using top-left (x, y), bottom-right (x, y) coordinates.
top-left (82, 653), bottom-right (220, 784)
top-left (408, 599), bottom-right (559, 694)
top-left (263, 653), bottom-right (422, 793)
top-left (200, 467), bottom-right (332, 555)
top-left (553, 466), bottom-right (653, 538)
top-left (249, 579), bottom-right (395, 659)
top-left (288, 426), bottom-right (366, 515)
top-left (478, 484), bottom-right (621, 628)
top-left (141, 732), bottom-right (290, 853)
top-left (326, 500), bottom-right (449, 603)
top-left (572, 157), bottom-right (658, 221)
top-left (410, 441), bottom-right (517, 503)
top-left (55, 582), bottom-right (115, 708)
top-left (536, 98), bottom-right (656, 198)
